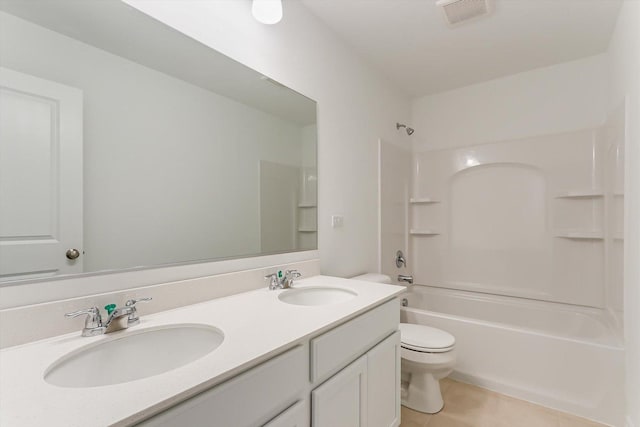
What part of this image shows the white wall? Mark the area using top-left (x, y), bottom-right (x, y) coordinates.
top-left (411, 54), bottom-right (608, 150)
top-left (0, 11), bottom-right (306, 272)
top-left (125, 0), bottom-right (412, 278)
top-left (607, 2), bottom-right (640, 426)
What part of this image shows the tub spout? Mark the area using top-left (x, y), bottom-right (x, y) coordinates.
top-left (398, 275), bottom-right (414, 285)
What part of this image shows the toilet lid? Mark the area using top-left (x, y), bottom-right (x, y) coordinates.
top-left (399, 323), bottom-right (455, 352)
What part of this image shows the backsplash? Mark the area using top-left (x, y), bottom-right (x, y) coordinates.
top-left (0, 259), bottom-right (319, 349)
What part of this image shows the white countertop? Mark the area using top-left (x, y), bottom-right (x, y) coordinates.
top-left (0, 275), bottom-right (404, 426)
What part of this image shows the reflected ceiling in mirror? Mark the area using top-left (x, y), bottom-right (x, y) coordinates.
top-left (0, 0), bottom-right (317, 284)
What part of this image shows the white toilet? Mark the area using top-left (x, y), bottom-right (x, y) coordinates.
top-left (351, 273), bottom-right (457, 414)
top-left (399, 323), bottom-right (456, 414)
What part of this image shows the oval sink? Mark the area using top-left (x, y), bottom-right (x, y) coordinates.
top-left (44, 324), bottom-right (224, 388)
top-left (278, 286), bottom-right (357, 306)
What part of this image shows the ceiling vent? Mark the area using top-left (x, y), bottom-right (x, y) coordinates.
top-left (436, 0), bottom-right (491, 26)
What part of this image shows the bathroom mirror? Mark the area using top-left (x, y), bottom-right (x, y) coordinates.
top-left (0, 0), bottom-right (317, 284)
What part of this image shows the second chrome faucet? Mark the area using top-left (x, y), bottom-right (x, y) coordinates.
top-left (265, 269), bottom-right (301, 290)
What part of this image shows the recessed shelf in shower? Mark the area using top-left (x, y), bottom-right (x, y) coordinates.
top-left (298, 228), bottom-right (317, 233)
top-left (409, 229), bottom-right (440, 236)
top-left (555, 190), bottom-right (604, 198)
top-left (554, 230), bottom-right (604, 239)
top-left (409, 197), bottom-right (440, 204)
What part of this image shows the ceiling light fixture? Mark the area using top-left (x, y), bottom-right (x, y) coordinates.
top-left (252, 0), bottom-right (283, 25)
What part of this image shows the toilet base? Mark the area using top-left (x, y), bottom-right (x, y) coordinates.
top-left (401, 372), bottom-right (444, 414)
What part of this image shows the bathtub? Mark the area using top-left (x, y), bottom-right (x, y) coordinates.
top-left (400, 285), bottom-right (625, 426)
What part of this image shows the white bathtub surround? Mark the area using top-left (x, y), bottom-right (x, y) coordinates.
top-left (0, 276), bottom-right (404, 426)
top-left (0, 258), bottom-right (320, 349)
top-left (401, 285), bottom-right (624, 426)
top-left (409, 125), bottom-right (621, 310)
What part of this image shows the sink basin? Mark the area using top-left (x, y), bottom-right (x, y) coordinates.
top-left (278, 286), bottom-right (357, 306)
top-left (44, 324), bottom-right (224, 388)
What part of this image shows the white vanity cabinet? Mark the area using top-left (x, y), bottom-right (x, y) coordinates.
top-left (309, 298), bottom-right (401, 427)
top-left (137, 299), bottom-right (400, 427)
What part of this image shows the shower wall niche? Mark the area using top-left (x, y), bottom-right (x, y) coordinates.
top-left (410, 118), bottom-right (624, 310)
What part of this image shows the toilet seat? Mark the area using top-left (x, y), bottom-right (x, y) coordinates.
top-left (399, 323), bottom-right (455, 353)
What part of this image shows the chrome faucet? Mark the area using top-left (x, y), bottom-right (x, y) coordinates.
top-left (65, 297), bottom-right (152, 337)
top-left (265, 269), bottom-right (301, 290)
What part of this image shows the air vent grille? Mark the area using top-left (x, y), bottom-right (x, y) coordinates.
top-left (436, 0), bottom-right (490, 25)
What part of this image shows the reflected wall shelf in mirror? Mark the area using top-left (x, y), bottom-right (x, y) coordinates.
top-left (0, 0), bottom-right (317, 285)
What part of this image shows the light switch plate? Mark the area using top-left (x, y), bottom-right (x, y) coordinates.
top-left (331, 215), bottom-right (344, 228)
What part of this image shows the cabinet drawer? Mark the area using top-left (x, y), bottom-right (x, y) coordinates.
top-left (310, 299), bottom-right (399, 383)
top-left (263, 400), bottom-right (309, 427)
top-left (138, 345), bottom-right (307, 427)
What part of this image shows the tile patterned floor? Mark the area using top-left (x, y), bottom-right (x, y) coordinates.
top-left (400, 379), bottom-right (606, 427)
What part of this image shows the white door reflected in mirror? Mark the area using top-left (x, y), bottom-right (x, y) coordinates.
top-left (0, 67), bottom-right (83, 281)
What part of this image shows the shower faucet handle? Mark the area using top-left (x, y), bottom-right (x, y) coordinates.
top-left (396, 250), bottom-right (407, 268)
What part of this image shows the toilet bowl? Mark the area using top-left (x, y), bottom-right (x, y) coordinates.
top-left (400, 323), bottom-right (456, 414)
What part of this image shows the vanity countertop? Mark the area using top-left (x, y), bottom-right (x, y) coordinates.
top-left (0, 275), bottom-right (404, 426)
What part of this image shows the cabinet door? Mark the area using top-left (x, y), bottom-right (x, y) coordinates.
top-left (311, 355), bottom-right (367, 427)
top-left (367, 331), bottom-right (401, 427)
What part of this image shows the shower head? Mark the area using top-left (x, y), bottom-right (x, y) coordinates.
top-left (396, 122), bottom-right (415, 136)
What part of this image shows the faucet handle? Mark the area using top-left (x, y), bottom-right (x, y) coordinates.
top-left (125, 297), bottom-right (152, 307)
top-left (65, 306), bottom-right (105, 336)
top-left (283, 270), bottom-right (301, 288)
top-left (285, 270), bottom-right (301, 279)
top-left (124, 297), bottom-right (152, 326)
top-left (265, 273), bottom-right (280, 290)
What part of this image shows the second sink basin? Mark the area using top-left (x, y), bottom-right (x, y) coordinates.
top-left (278, 286), bottom-right (357, 306)
top-left (44, 324), bottom-right (224, 388)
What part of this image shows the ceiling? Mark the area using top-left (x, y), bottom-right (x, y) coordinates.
top-left (300, 0), bottom-right (623, 97)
